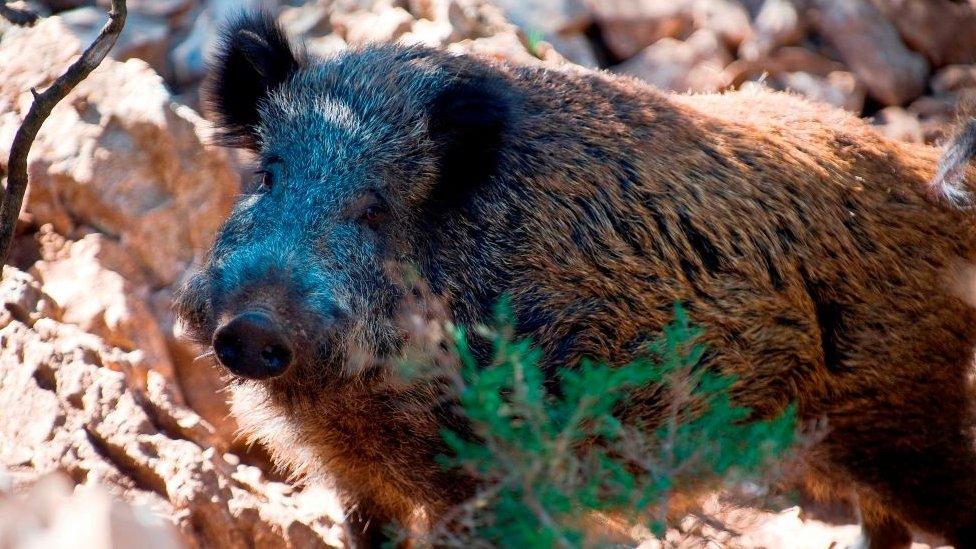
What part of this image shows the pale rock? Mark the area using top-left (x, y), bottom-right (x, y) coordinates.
top-left (332, 6), bottom-right (414, 45)
top-left (692, 0), bottom-right (752, 48)
top-left (306, 33), bottom-right (349, 58)
top-left (401, 0), bottom-right (512, 46)
top-left (0, 265), bottom-right (60, 330)
top-left (0, 17), bottom-right (239, 288)
top-left (0, 0), bottom-right (49, 31)
top-left (399, 17), bottom-right (455, 48)
top-left (873, 106), bottom-right (924, 143)
top-left (444, 0), bottom-right (482, 39)
top-left (489, 0), bottom-right (594, 67)
top-left (29, 230), bottom-right (181, 402)
top-left (447, 0), bottom-right (515, 40)
top-left (170, 0), bottom-right (263, 86)
top-left (724, 46), bottom-right (847, 88)
top-left (873, 0), bottom-right (976, 68)
top-left (102, 0), bottom-right (194, 18)
top-left (908, 92), bottom-right (975, 143)
top-left (330, 0), bottom-right (380, 12)
top-left (0, 267), bottom-right (346, 548)
top-left (449, 31), bottom-right (547, 66)
top-left (278, 2), bottom-right (331, 38)
top-left (544, 32), bottom-right (598, 68)
top-left (776, 70), bottom-right (865, 112)
top-left (931, 65), bottom-right (976, 96)
top-left (614, 29), bottom-right (733, 93)
top-left (491, 0), bottom-right (590, 35)
top-left (0, 475), bottom-right (181, 549)
top-left (34, 0), bottom-right (85, 11)
top-left (738, 0), bottom-right (805, 61)
top-left (408, 0), bottom-right (443, 21)
top-left (59, 6), bottom-right (171, 79)
top-left (587, 0), bottom-right (694, 61)
top-left (809, 0), bottom-right (929, 106)
top-left (733, 506), bottom-right (863, 548)
top-left (909, 95), bottom-right (960, 122)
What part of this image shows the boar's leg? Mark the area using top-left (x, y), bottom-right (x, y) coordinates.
top-left (825, 407), bottom-right (976, 548)
top-left (856, 492), bottom-right (912, 549)
top-left (691, 277), bottom-right (976, 545)
top-left (814, 292), bottom-right (976, 548)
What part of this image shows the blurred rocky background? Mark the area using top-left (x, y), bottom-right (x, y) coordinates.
top-left (1, 0), bottom-right (973, 547)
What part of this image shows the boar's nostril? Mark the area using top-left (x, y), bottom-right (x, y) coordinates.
top-left (260, 344), bottom-right (290, 371)
top-left (212, 311), bottom-right (293, 380)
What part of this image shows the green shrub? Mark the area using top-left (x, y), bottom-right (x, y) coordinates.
top-left (524, 28), bottom-right (546, 59)
top-left (418, 300), bottom-right (797, 548)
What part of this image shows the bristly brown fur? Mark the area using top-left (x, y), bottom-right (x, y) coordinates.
top-left (181, 13), bottom-right (976, 548)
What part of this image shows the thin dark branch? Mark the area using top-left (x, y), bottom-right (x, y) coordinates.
top-left (0, 0), bottom-right (127, 268)
top-left (0, 2), bottom-right (39, 27)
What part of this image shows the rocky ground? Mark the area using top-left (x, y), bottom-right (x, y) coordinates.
top-left (1, 0), bottom-right (974, 547)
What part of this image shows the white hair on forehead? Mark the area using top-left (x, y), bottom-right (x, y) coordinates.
top-left (311, 96), bottom-right (361, 133)
top-left (263, 83), bottom-right (413, 149)
top-left (262, 89), bottom-right (361, 130)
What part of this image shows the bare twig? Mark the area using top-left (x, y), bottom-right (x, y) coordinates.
top-left (0, 0), bottom-right (127, 267)
top-left (0, 2), bottom-right (39, 27)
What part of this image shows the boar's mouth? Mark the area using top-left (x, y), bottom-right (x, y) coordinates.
top-left (174, 269), bottom-right (400, 383)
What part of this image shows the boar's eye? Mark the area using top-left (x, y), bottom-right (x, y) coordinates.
top-left (253, 169), bottom-right (273, 192)
top-left (356, 193), bottom-right (389, 228)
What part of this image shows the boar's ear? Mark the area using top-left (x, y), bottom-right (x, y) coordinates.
top-left (426, 72), bottom-right (516, 209)
top-left (206, 11), bottom-right (302, 150)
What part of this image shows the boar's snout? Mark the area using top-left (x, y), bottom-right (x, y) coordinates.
top-left (212, 311), bottom-right (293, 379)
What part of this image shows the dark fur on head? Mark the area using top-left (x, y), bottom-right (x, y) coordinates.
top-left (186, 12), bottom-right (524, 379)
top-left (205, 11), bottom-right (305, 150)
top-left (426, 73), bottom-right (515, 211)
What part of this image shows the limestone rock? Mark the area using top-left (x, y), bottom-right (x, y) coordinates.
top-left (169, 0), bottom-right (263, 86)
top-left (0, 475), bottom-right (181, 549)
top-left (278, 2), bottom-right (331, 38)
top-left (489, 0), bottom-right (595, 66)
top-left (0, 16), bottom-right (239, 289)
top-left (0, 267), bottom-right (346, 549)
top-left (908, 93), bottom-right (974, 144)
top-left (27, 229), bottom-right (180, 402)
top-left (809, 0), bottom-right (929, 106)
top-left (776, 70), bottom-right (865, 112)
top-left (614, 29), bottom-right (733, 93)
top-left (724, 46), bottom-right (847, 88)
top-left (306, 33), bottom-right (349, 58)
top-left (588, 0), bottom-right (694, 61)
top-left (449, 31), bottom-right (547, 66)
top-left (33, 0), bottom-right (86, 12)
top-left (97, 0), bottom-right (195, 18)
top-left (692, 0), bottom-right (752, 48)
top-left (931, 64), bottom-right (976, 96)
top-left (738, 0), bottom-right (805, 61)
top-left (59, 6), bottom-right (171, 78)
top-left (873, 0), bottom-right (976, 68)
top-left (873, 106), bottom-right (924, 143)
top-left (491, 0), bottom-right (590, 35)
top-left (0, 266), bottom-right (61, 330)
top-left (332, 6), bottom-right (415, 45)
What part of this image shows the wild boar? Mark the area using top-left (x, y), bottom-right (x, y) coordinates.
top-left (176, 12), bottom-right (976, 548)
